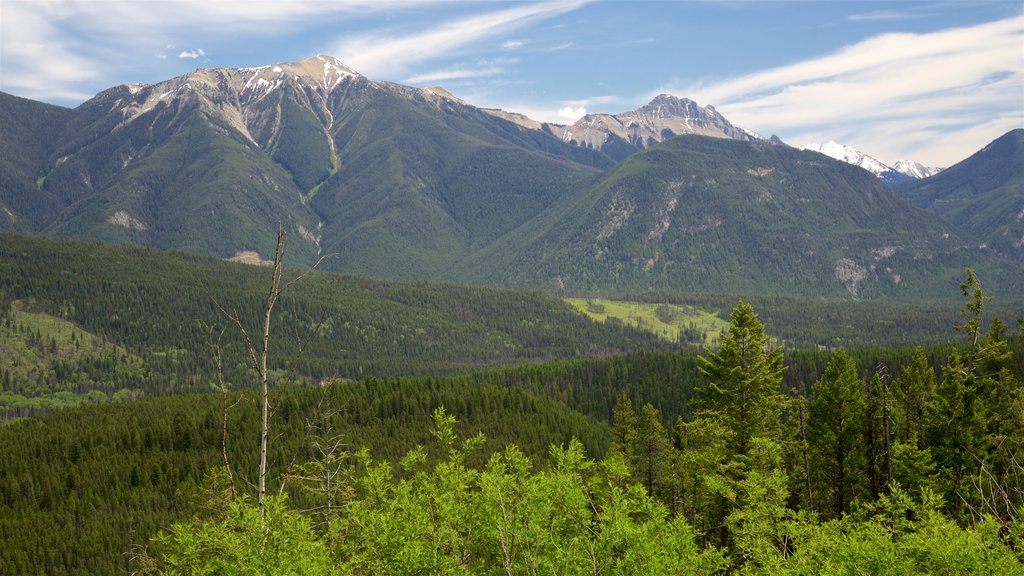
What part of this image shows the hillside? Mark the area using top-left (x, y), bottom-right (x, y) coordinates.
top-left (451, 134), bottom-right (1022, 299)
top-left (0, 377), bottom-right (613, 575)
top-left (895, 129), bottom-right (1024, 261)
top-left (0, 232), bottom-right (666, 412)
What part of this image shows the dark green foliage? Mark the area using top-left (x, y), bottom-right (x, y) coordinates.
top-left (896, 129), bottom-right (1024, 261)
top-left (0, 378), bottom-right (612, 575)
top-left (695, 301), bottom-right (786, 455)
top-left (0, 232), bottom-right (665, 412)
top-left (455, 134), bottom-right (1024, 299)
top-left (807, 350), bottom-right (867, 518)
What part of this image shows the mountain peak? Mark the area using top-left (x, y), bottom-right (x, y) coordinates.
top-left (802, 141), bottom-right (943, 183)
top-left (552, 94), bottom-right (759, 160)
top-left (236, 55), bottom-right (360, 94)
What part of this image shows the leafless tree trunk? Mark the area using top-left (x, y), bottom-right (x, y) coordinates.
top-left (255, 226), bottom-right (287, 511)
top-left (216, 224), bottom-right (331, 516)
top-left (203, 321), bottom-right (238, 500)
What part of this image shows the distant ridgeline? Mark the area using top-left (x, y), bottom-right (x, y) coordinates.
top-left (2, 58), bottom-right (1022, 298)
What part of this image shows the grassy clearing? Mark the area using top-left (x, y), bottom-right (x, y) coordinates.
top-left (565, 298), bottom-right (730, 346)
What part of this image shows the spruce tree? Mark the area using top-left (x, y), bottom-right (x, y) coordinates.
top-left (695, 300), bottom-right (785, 456)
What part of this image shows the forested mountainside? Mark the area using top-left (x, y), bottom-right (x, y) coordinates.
top-left (4, 231), bottom-right (1012, 420)
top-left (895, 129), bottom-right (1024, 261)
top-left (451, 134), bottom-right (1023, 298)
top-left (0, 56), bottom-right (611, 280)
top-left (3, 57), bottom-right (1021, 299)
top-left (0, 232), bottom-right (668, 410)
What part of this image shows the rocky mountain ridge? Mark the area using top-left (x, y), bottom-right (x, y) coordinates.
top-left (1, 55), bottom-right (1020, 300)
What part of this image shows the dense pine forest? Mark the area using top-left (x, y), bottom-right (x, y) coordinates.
top-left (1, 240), bottom-right (1022, 573)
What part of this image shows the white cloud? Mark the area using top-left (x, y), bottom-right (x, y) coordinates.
top-left (334, 1), bottom-right (587, 78)
top-left (0, 0), bottom-right (477, 103)
top-left (177, 48), bottom-right (205, 59)
top-left (669, 14), bottom-right (1024, 166)
top-left (558, 105), bottom-right (587, 121)
top-left (503, 40), bottom-right (524, 50)
top-left (406, 66), bottom-right (503, 85)
top-left (0, 1), bottom-right (100, 101)
top-left (846, 9), bottom-right (925, 22)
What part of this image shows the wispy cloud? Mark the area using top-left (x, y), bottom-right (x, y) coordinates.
top-left (669, 15), bottom-right (1024, 166)
top-left (0, 1), bottom-right (99, 101)
top-left (0, 0), bottom-right (473, 103)
top-left (405, 58), bottom-right (518, 85)
top-left (846, 9), bottom-right (926, 22)
top-left (334, 1), bottom-right (587, 77)
top-left (177, 48), bottom-right (205, 59)
top-left (503, 40), bottom-right (525, 50)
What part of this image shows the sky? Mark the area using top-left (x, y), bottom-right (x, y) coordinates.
top-left (1, 0), bottom-right (1021, 167)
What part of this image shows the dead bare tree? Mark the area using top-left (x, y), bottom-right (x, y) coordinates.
top-left (215, 223), bottom-right (331, 515)
top-left (202, 320), bottom-right (241, 500)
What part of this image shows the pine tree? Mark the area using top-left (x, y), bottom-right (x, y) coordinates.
top-left (807, 350), bottom-right (866, 518)
top-left (695, 300), bottom-right (786, 456)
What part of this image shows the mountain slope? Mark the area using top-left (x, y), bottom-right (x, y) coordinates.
top-left (894, 129), bottom-right (1024, 261)
top-left (800, 141), bottom-right (946, 185)
top-left (0, 93), bottom-right (73, 232)
top-left (489, 94), bottom-right (763, 162)
top-left (2, 56), bottom-right (612, 273)
top-left (451, 134), bottom-right (1019, 299)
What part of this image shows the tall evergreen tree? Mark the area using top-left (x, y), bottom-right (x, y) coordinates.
top-left (695, 300), bottom-right (786, 456)
top-left (807, 350), bottom-right (866, 518)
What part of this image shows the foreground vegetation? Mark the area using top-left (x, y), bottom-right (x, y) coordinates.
top-left (2, 267), bottom-right (1019, 573)
top-left (147, 272), bottom-right (1024, 574)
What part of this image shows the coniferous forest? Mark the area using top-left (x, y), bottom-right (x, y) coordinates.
top-left (0, 230), bottom-right (1022, 574)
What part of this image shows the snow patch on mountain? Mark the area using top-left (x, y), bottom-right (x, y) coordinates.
top-left (802, 141), bottom-right (942, 183)
top-left (802, 141), bottom-right (893, 176)
top-left (892, 160), bottom-right (943, 179)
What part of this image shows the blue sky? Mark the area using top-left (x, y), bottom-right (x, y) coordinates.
top-left (1, 0), bottom-right (1021, 166)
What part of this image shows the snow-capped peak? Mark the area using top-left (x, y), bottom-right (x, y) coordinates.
top-left (802, 141), bottom-right (893, 177)
top-left (892, 160), bottom-right (943, 179)
top-left (802, 141), bottom-right (943, 182)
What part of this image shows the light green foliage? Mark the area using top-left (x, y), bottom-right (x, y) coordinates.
top-left (158, 494), bottom-right (338, 576)
top-left (724, 438), bottom-right (791, 574)
top-left (565, 297), bottom-right (730, 345)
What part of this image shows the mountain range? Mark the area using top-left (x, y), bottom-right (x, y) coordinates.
top-left (1, 55), bottom-right (1021, 301)
top-left (894, 129), bottom-right (1024, 261)
top-left (801, 141), bottom-right (944, 185)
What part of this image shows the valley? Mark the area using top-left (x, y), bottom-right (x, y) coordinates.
top-left (1, 52), bottom-right (1022, 574)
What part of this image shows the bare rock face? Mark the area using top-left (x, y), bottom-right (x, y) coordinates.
top-left (556, 94), bottom-right (760, 154)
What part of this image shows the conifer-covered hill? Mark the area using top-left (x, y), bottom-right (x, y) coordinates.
top-left (895, 129), bottom-right (1024, 261)
top-left (0, 377), bottom-right (614, 575)
top-left (452, 134), bottom-right (1023, 300)
top-left (0, 232), bottom-right (666, 406)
